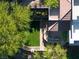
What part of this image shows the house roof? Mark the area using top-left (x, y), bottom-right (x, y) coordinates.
top-left (60, 0), bottom-right (71, 20)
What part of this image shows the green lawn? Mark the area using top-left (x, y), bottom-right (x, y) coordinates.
top-left (24, 21), bottom-right (40, 46)
top-left (26, 30), bottom-right (40, 46)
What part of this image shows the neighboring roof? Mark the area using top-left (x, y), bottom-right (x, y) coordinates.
top-left (72, 0), bottom-right (79, 20)
top-left (69, 0), bottom-right (79, 45)
top-left (69, 21), bottom-right (79, 45)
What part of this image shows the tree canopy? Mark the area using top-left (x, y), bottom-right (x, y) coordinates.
top-left (33, 44), bottom-right (67, 59)
top-left (0, 1), bottom-right (31, 58)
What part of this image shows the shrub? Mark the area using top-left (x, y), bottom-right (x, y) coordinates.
top-left (44, 0), bottom-right (59, 8)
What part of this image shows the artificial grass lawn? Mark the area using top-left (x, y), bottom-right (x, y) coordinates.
top-left (27, 30), bottom-right (40, 46)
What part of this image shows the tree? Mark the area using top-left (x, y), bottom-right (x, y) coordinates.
top-left (0, 1), bottom-right (31, 58)
top-left (11, 3), bottom-right (31, 31)
top-left (33, 52), bottom-right (43, 59)
top-left (33, 44), bottom-right (67, 59)
top-left (44, 0), bottom-right (59, 8)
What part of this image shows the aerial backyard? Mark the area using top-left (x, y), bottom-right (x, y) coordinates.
top-left (0, 0), bottom-right (78, 59)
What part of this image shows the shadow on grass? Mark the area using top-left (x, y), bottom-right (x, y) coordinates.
top-left (29, 21), bottom-right (40, 32)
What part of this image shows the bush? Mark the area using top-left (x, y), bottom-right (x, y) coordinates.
top-left (44, 0), bottom-right (59, 8)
